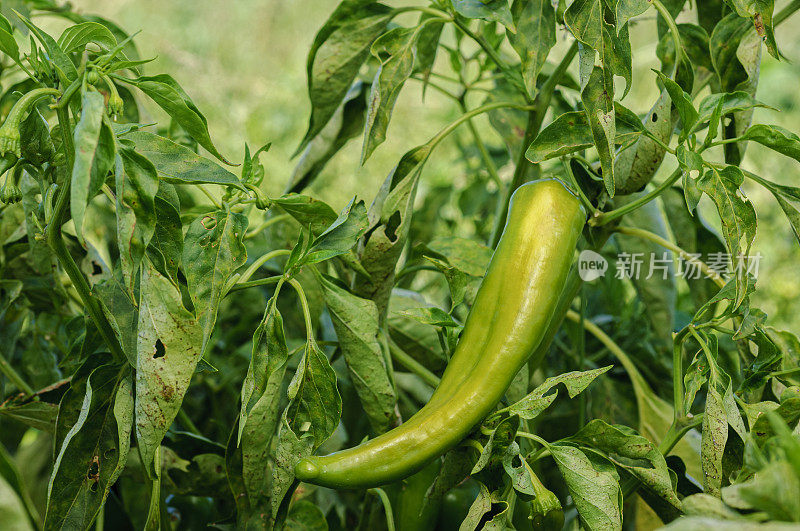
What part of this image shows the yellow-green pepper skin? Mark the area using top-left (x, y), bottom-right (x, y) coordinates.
top-left (294, 179), bottom-right (585, 489)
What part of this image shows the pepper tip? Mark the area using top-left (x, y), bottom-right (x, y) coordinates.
top-left (294, 458), bottom-right (319, 480)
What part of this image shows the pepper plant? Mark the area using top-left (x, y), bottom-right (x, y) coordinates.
top-left (1, 0), bottom-right (800, 529)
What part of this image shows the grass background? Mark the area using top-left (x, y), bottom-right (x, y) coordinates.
top-left (71, 0), bottom-right (800, 329)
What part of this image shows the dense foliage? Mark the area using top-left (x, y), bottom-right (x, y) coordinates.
top-left (1, 0), bottom-right (800, 529)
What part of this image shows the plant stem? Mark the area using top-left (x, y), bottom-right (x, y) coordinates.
top-left (533, 41), bottom-right (578, 132)
top-left (563, 156), bottom-right (598, 214)
top-left (589, 167), bottom-right (681, 226)
top-left (651, 0), bottom-right (687, 76)
top-left (516, 431), bottom-right (549, 446)
top-left (390, 5), bottom-right (451, 20)
top-left (613, 226), bottom-right (726, 288)
top-left (621, 414), bottom-right (703, 498)
top-left (657, 414), bottom-right (703, 455)
top-left (244, 213), bottom-right (290, 239)
top-left (226, 274), bottom-right (282, 295)
top-left (451, 18), bottom-right (516, 89)
top-left (47, 105), bottom-right (125, 361)
top-left (672, 328), bottom-right (689, 419)
top-left (458, 97), bottom-right (502, 186)
top-left (0, 350), bottom-right (34, 395)
top-left (196, 184), bottom-right (222, 209)
top-left (490, 43), bottom-right (578, 248)
top-left (237, 249), bottom-right (291, 284)
top-left (289, 278), bottom-right (314, 343)
top-left (428, 101), bottom-right (536, 150)
top-left (409, 76), bottom-right (461, 101)
top-left (368, 488), bottom-right (396, 531)
top-left (490, 110), bottom-right (538, 248)
top-left (394, 264), bottom-right (439, 284)
top-left (775, 0), bottom-right (800, 25)
top-left (565, 310), bottom-right (628, 368)
top-left (176, 409), bottom-right (202, 436)
top-left (387, 338), bottom-right (440, 388)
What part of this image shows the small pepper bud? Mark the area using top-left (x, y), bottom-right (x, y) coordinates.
top-left (87, 69), bottom-right (101, 86)
top-left (0, 180), bottom-right (21, 204)
top-left (108, 93), bottom-right (125, 116)
top-left (244, 182), bottom-right (271, 210)
top-left (529, 472), bottom-right (564, 530)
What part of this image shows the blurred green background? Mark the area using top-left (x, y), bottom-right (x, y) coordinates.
top-left (67, 0), bottom-right (799, 329)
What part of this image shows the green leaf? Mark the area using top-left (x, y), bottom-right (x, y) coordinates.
top-left (581, 66), bottom-right (615, 195)
top-left (414, 14), bottom-right (444, 93)
top-left (614, 89), bottom-right (672, 195)
top-left (723, 461), bottom-right (800, 521)
top-left (505, 366), bottom-right (611, 420)
top-left (317, 273), bottom-right (397, 434)
top-left (603, 21), bottom-right (633, 99)
top-left (724, 0), bottom-right (779, 59)
top-left (0, 400), bottom-right (58, 433)
top-left (135, 261), bottom-right (203, 475)
top-left (568, 420), bottom-right (681, 513)
top-left (749, 177), bottom-right (800, 246)
top-left (424, 236), bottom-right (493, 277)
top-left (286, 341), bottom-right (342, 449)
top-left (238, 304), bottom-right (288, 510)
top-left (124, 131), bottom-right (244, 189)
top-left (94, 266), bottom-right (139, 366)
top-left (696, 93), bottom-right (770, 134)
top-left (472, 415), bottom-right (519, 475)
top-left (129, 74), bottom-right (230, 163)
top-left (549, 445), bottom-right (622, 529)
top-left (452, 0), bottom-right (515, 31)
top-left (147, 182), bottom-right (183, 284)
top-left (285, 500), bottom-right (328, 531)
top-left (615, 197), bottom-right (677, 353)
top-left (272, 193), bottom-right (338, 235)
top-left (44, 364), bottom-right (132, 529)
top-left (361, 26), bottom-right (419, 163)
top-left (616, 0), bottom-right (651, 30)
top-left (564, 0), bottom-right (602, 51)
top-left (507, 0), bottom-right (556, 98)
top-left (527, 111), bottom-right (593, 162)
top-left (288, 81), bottom-right (369, 194)
top-left (709, 13), bottom-right (755, 92)
top-left (271, 419), bottom-right (313, 520)
top-left (297, 0), bottom-right (392, 154)
top-left (0, 26), bottom-right (20, 67)
top-left (459, 483), bottom-right (509, 531)
top-left (400, 307), bottom-right (460, 328)
top-left (19, 107), bottom-right (55, 166)
top-left (57, 21), bottom-right (116, 53)
top-left (0, 442), bottom-right (38, 529)
top-left (654, 70), bottom-right (698, 138)
top-left (304, 197), bottom-right (369, 265)
top-left (355, 144), bottom-right (431, 318)
top-left (696, 165), bottom-right (757, 266)
top-left (16, 12), bottom-right (77, 82)
top-left (115, 149), bottom-right (158, 297)
top-left (486, 77), bottom-right (529, 156)
top-left (182, 208), bottom-right (248, 353)
top-left (741, 124), bottom-right (800, 161)
top-left (70, 92), bottom-right (115, 244)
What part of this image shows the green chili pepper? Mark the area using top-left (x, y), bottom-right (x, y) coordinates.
top-left (295, 179), bottom-right (585, 489)
top-left (0, 88), bottom-right (60, 158)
